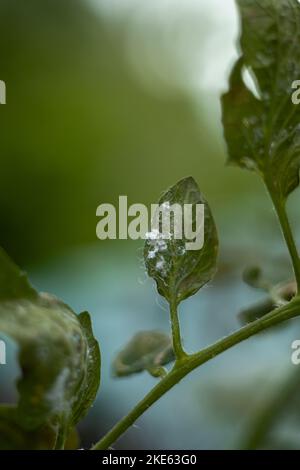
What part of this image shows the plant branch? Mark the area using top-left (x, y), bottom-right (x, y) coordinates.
top-left (169, 300), bottom-right (186, 360)
top-left (268, 189), bottom-right (300, 291)
top-left (91, 296), bottom-right (300, 450)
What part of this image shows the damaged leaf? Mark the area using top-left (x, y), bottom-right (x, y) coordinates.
top-left (0, 247), bottom-right (100, 448)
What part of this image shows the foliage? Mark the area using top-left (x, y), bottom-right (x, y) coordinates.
top-left (1, 0), bottom-right (300, 450)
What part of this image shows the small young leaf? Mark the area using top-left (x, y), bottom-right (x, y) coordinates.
top-left (243, 266), bottom-right (263, 289)
top-left (243, 265), bottom-right (272, 292)
top-left (144, 177), bottom-right (218, 305)
top-left (238, 298), bottom-right (276, 325)
top-left (222, 0), bottom-right (300, 201)
top-left (71, 312), bottom-right (101, 426)
top-left (239, 281), bottom-right (296, 324)
top-left (113, 331), bottom-right (174, 377)
top-left (0, 248), bottom-right (100, 447)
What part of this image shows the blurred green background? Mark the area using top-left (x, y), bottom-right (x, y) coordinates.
top-left (1, 0), bottom-right (300, 450)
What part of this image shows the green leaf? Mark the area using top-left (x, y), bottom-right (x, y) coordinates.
top-left (0, 248), bottom-right (100, 447)
top-left (0, 405), bottom-right (56, 450)
top-left (0, 405), bottom-right (79, 450)
top-left (0, 247), bottom-right (37, 301)
top-left (144, 177), bottom-right (218, 304)
top-left (113, 331), bottom-right (174, 377)
top-left (222, 0), bottom-right (300, 201)
top-left (239, 298), bottom-right (276, 325)
top-left (71, 311), bottom-right (101, 425)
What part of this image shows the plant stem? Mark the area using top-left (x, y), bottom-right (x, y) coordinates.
top-left (269, 189), bottom-right (300, 291)
top-left (91, 296), bottom-right (300, 450)
top-left (169, 300), bottom-right (186, 360)
top-left (240, 368), bottom-right (300, 450)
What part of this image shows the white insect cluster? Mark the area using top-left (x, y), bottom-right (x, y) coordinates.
top-left (145, 201), bottom-right (188, 277)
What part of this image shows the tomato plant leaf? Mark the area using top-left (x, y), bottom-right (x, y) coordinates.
top-left (144, 177), bottom-right (218, 305)
top-left (222, 0), bottom-right (300, 201)
top-left (0, 405), bottom-right (57, 450)
top-left (113, 331), bottom-right (174, 377)
top-left (0, 405), bottom-right (79, 450)
top-left (71, 311), bottom-right (101, 425)
top-left (0, 248), bottom-right (100, 447)
top-left (0, 247), bottom-right (37, 301)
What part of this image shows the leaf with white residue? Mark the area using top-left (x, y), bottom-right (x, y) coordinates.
top-left (0, 247), bottom-right (100, 448)
top-left (144, 177), bottom-right (218, 305)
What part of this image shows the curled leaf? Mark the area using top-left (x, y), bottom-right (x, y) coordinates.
top-left (113, 331), bottom-right (174, 377)
top-left (0, 247), bottom-right (100, 448)
top-left (222, 0), bottom-right (300, 201)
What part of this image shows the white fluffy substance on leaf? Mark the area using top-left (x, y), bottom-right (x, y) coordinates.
top-left (155, 260), bottom-right (166, 272)
top-left (146, 230), bottom-right (169, 262)
top-left (145, 229), bottom-right (161, 240)
top-left (161, 201), bottom-right (171, 210)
